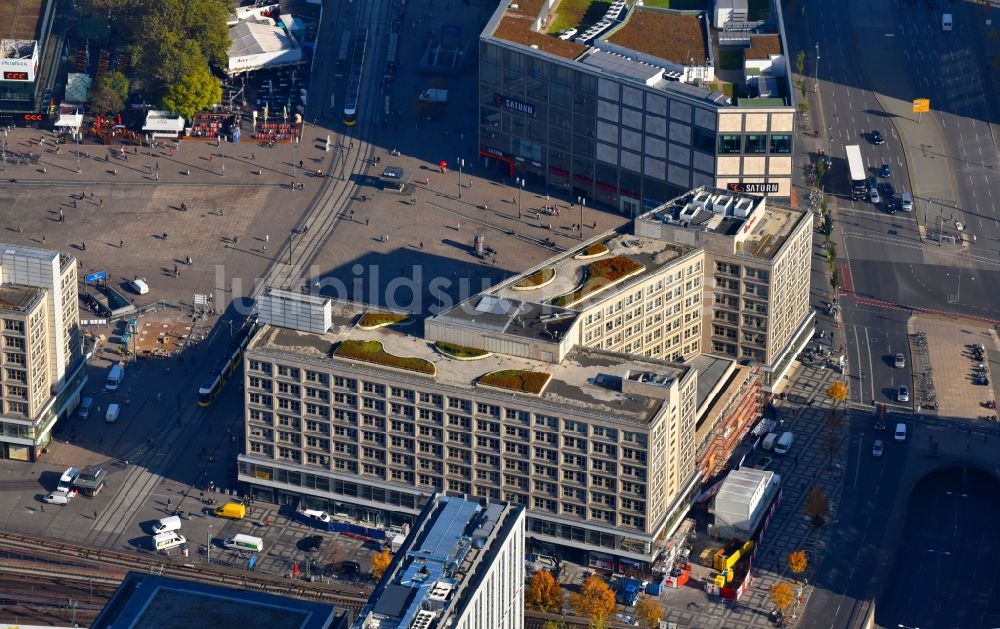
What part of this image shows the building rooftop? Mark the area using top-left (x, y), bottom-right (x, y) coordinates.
top-left (355, 496), bottom-right (523, 629)
top-left (0, 283), bottom-right (44, 312)
top-left (485, 0), bottom-right (792, 108)
top-left (250, 307), bottom-right (692, 424)
top-left (637, 187), bottom-right (807, 260)
top-left (745, 34), bottom-right (781, 60)
top-left (91, 573), bottom-right (340, 629)
top-left (492, 0), bottom-right (589, 61)
top-left (605, 9), bottom-right (708, 67)
top-left (0, 0), bottom-right (44, 41)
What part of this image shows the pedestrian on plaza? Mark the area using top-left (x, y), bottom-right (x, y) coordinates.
top-left (71, 199), bottom-right (76, 208)
top-left (251, 153), bottom-right (256, 161)
top-left (162, 233), bottom-right (168, 240)
top-left (81, 241), bottom-right (86, 251)
top-left (119, 239), bottom-right (124, 248)
top-left (94, 510), bottom-right (98, 519)
top-left (99, 199), bottom-right (104, 207)
top-left (419, 242), bottom-right (423, 249)
top-left (41, 236), bottom-right (46, 245)
top-left (219, 208), bottom-right (223, 216)
top-left (365, 217), bottom-right (370, 225)
top-left (173, 265), bottom-right (178, 277)
top-left (154, 172), bottom-right (158, 181)
top-left (265, 234), bottom-right (269, 244)
top-left (233, 235), bottom-right (239, 244)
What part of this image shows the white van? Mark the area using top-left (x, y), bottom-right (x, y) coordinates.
top-left (224, 534), bottom-right (264, 552)
top-left (105, 403), bottom-right (120, 423)
top-left (130, 278), bottom-right (149, 295)
top-left (152, 531), bottom-right (186, 551)
top-left (895, 422), bottom-right (907, 442)
top-left (57, 467), bottom-right (79, 493)
top-left (761, 433), bottom-right (778, 451)
top-left (774, 431), bottom-right (794, 455)
top-left (942, 13), bottom-right (952, 31)
top-left (153, 515), bottom-right (182, 535)
top-left (106, 364), bottom-right (124, 391)
top-left (900, 191), bottom-right (913, 212)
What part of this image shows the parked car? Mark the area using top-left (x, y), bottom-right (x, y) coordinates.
top-left (894, 353), bottom-right (906, 368)
top-left (898, 385), bottom-right (910, 402)
top-left (879, 163), bottom-right (892, 177)
top-left (870, 187), bottom-right (881, 205)
top-left (872, 439), bottom-right (884, 457)
top-left (871, 129), bottom-right (885, 145)
top-left (298, 535), bottom-right (325, 552)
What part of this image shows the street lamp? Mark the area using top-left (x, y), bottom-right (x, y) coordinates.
top-left (207, 524), bottom-right (213, 563)
top-left (292, 135), bottom-right (298, 179)
top-left (220, 135), bottom-right (225, 177)
top-left (457, 157), bottom-right (464, 199)
top-left (815, 43), bottom-right (820, 94)
top-left (516, 177), bottom-right (524, 220)
top-left (75, 130), bottom-right (81, 174)
top-left (577, 196), bottom-right (586, 236)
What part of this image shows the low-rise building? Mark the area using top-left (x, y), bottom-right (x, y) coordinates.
top-left (354, 495), bottom-right (525, 629)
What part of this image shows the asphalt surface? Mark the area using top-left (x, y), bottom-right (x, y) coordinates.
top-left (879, 466), bottom-right (1000, 628)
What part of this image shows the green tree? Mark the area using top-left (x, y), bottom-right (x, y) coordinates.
top-left (180, 0), bottom-right (231, 68)
top-left (814, 158), bottom-right (826, 184)
top-left (825, 240), bottom-right (837, 270)
top-left (796, 50), bottom-right (806, 76)
top-left (830, 266), bottom-right (842, 293)
top-left (797, 102), bottom-right (809, 115)
top-left (160, 41), bottom-right (222, 119)
top-left (89, 71), bottom-right (130, 114)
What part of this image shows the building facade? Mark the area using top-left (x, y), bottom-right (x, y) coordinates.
top-left (479, 1), bottom-right (796, 213)
top-left (0, 0), bottom-right (59, 120)
top-left (354, 495), bottom-right (525, 629)
top-left (0, 245), bottom-right (83, 461)
top-left (634, 187), bottom-right (813, 380)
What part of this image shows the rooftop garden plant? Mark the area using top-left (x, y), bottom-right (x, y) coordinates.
top-left (335, 340), bottom-right (435, 375)
top-left (478, 370), bottom-right (552, 395)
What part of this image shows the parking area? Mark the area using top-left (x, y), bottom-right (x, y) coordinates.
top-left (909, 316), bottom-right (998, 419)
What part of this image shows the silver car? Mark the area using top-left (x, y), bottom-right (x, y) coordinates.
top-left (870, 187), bottom-right (881, 205)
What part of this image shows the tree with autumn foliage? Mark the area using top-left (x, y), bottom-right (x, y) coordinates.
top-left (826, 380), bottom-right (847, 410)
top-left (634, 595), bottom-right (664, 628)
top-left (371, 548), bottom-right (392, 581)
top-left (569, 575), bottom-right (616, 628)
top-left (525, 570), bottom-right (563, 613)
top-left (787, 550), bottom-right (808, 580)
top-left (771, 582), bottom-right (794, 612)
top-left (804, 486), bottom-right (830, 526)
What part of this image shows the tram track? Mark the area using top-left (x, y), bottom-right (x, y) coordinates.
top-left (0, 530), bottom-right (369, 613)
top-left (259, 0), bottom-right (394, 297)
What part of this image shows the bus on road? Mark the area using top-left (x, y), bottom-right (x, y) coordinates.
top-left (846, 144), bottom-right (867, 200)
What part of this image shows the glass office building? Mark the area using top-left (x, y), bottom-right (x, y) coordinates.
top-left (478, 1), bottom-right (796, 214)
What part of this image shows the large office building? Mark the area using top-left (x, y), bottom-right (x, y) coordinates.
top-left (354, 495), bottom-right (525, 629)
top-left (0, 0), bottom-right (59, 121)
top-left (479, 0), bottom-right (796, 213)
top-left (238, 187), bottom-right (810, 570)
top-left (635, 186), bottom-right (813, 384)
top-left (0, 245), bottom-right (84, 461)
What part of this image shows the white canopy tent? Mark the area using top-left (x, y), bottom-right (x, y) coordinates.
top-left (143, 110), bottom-right (186, 138)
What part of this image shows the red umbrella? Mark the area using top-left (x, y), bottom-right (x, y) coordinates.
top-left (439, 160), bottom-right (448, 174)
top-left (292, 562), bottom-right (299, 577)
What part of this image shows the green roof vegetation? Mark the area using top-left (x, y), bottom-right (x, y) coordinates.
top-left (435, 341), bottom-right (490, 359)
top-left (358, 311), bottom-right (408, 328)
top-left (641, 0), bottom-right (708, 8)
top-left (514, 267), bottom-right (556, 289)
top-left (551, 255), bottom-right (645, 307)
top-left (583, 243), bottom-right (609, 256)
top-left (335, 340), bottom-right (435, 375)
top-left (478, 370), bottom-right (552, 394)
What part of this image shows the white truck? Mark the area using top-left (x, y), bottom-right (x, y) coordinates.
top-left (418, 89), bottom-right (448, 104)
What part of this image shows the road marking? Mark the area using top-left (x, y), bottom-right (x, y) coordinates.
top-left (865, 327), bottom-right (875, 404)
